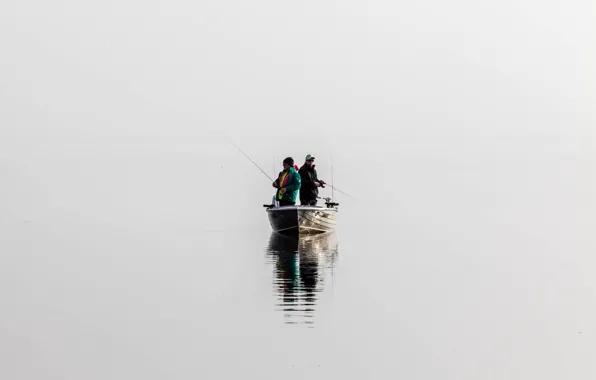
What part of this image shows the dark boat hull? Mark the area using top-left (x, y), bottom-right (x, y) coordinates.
top-left (266, 206), bottom-right (337, 235)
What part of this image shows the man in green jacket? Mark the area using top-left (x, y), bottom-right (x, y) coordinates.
top-left (272, 157), bottom-right (302, 206)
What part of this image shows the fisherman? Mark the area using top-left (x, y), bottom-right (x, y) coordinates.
top-left (272, 157), bottom-right (302, 206)
top-left (298, 154), bottom-right (326, 206)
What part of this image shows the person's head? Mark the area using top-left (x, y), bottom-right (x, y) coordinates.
top-left (305, 154), bottom-right (315, 167)
top-left (283, 157), bottom-right (294, 170)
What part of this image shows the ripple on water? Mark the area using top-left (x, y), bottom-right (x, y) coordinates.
top-left (265, 231), bottom-right (339, 327)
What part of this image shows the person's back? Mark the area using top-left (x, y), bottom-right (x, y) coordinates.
top-left (272, 157), bottom-right (301, 206)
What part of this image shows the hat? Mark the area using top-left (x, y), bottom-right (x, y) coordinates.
top-left (305, 154), bottom-right (315, 161)
top-left (283, 157), bottom-right (294, 166)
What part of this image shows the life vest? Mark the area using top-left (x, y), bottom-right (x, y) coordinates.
top-left (277, 170), bottom-right (290, 200)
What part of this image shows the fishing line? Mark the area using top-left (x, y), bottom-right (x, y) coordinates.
top-left (224, 136), bottom-right (274, 182)
top-left (225, 136), bottom-right (358, 201)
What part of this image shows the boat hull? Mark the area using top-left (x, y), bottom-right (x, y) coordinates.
top-left (266, 206), bottom-right (337, 235)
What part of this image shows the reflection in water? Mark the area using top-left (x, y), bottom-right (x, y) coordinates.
top-left (265, 232), bottom-right (339, 326)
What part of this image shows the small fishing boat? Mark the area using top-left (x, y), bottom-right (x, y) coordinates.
top-left (223, 137), bottom-right (350, 235)
top-left (264, 198), bottom-right (339, 235)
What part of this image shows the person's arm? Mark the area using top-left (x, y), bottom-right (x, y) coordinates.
top-left (310, 169), bottom-right (323, 187)
top-left (272, 172), bottom-right (280, 188)
top-left (299, 168), bottom-right (314, 187)
top-left (312, 169), bottom-right (323, 187)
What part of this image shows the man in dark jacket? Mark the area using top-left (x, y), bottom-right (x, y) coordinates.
top-left (272, 157), bottom-right (301, 206)
top-left (298, 154), bottom-right (326, 206)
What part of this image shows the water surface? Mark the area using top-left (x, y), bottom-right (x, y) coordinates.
top-left (266, 232), bottom-right (339, 326)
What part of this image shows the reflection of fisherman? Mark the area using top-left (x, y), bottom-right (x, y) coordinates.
top-left (267, 232), bottom-right (338, 325)
top-left (275, 250), bottom-right (299, 305)
top-left (272, 157), bottom-right (301, 207)
top-left (299, 249), bottom-right (318, 304)
top-left (269, 235), bottom-right (319, 314)
top-left (299, 154), bottom-right (326, 206)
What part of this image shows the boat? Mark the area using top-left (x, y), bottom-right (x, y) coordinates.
top-left (264, 198), bottom-right (339, 235)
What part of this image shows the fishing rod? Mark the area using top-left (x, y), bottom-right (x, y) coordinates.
top-left (316, 186), bottom-right (357, 203)
top-left (225, 136), bottom-right (274, 182)
top-left (320, 181), bottom-right (357, 201)
top-left (331, 162), bottom-right (334, 202)
top-left (327, 185), bottom-right (358, 201)
top-left (225, 136), bottom-right (358, 200)
top-left (325, 162), bottom-right (358, 201)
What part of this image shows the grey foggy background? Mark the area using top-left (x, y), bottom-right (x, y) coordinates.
top-left (1, 0), bottom-right (595, 379)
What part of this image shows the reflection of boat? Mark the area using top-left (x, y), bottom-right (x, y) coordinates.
top-left (266, 231), bottom-right (339, 326)
top-left (264, 200), bottom-right (339, 235)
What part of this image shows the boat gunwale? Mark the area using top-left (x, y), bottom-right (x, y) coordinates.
top-left (266, 206), bottom-right (338, 213)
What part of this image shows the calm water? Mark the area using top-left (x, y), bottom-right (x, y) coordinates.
top-left (1, 132), bottom-right (595, 379)
top-left (266, 232), bottom-right (339, 326)
top-left (2, 0), bottom-right (595, 373)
